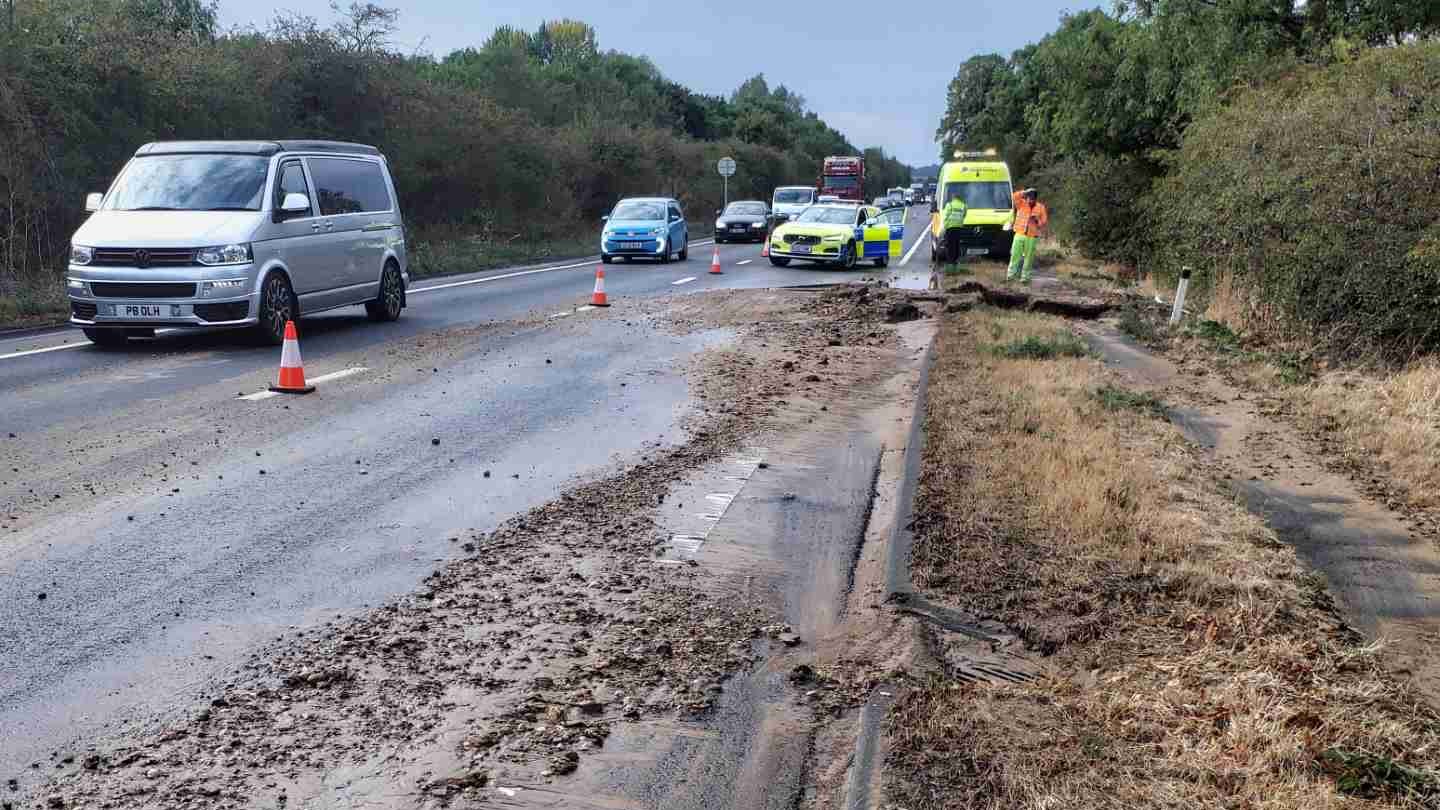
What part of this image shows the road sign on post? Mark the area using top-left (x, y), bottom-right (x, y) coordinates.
top-left (717, 157), bottom-right (736, 208)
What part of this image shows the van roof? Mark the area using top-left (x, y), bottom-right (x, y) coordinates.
top-left (134, 140), bottom-right (382, 157)
top-left (940, 160), bottom-right (1011, 183)
top-left (775, 185), bottom-right (814, 190)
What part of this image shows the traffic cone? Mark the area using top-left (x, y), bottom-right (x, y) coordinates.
top-left (269, 321), bottom-right (314, 394)
top-left (760, 233), bottom-right (770, 258)
top-left (591, 266), bottom-right (610, 307)
top-left (709, 246), bottom-right (723, 275)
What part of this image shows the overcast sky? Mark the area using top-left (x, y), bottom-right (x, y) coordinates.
top-left (223, 1), bottom-right (1084, 166)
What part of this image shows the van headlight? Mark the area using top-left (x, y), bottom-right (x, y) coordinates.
top-left (70, 245), bottom-right (94, 266)
top-left (196, 244), bottom-right (253, 266)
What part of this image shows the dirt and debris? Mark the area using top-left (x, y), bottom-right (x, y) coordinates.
top-left (28, 285), bottom-right (926, 809)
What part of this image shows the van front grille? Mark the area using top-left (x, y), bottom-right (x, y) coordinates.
top-left (91, 248), bottom-right (196, 268)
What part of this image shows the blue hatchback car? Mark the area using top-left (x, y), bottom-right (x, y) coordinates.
top-left (601, 197), bottom-right (689, 264)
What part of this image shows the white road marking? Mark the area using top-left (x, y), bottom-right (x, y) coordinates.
top-left (1, 241), bottom-right (725, 363)
top-left (577, 305), bottom-right (595, 312)
top-left (1, 327), bottom-right (182, 360)
top-left (410, 239), bottom-right (715, 296)
top-left (899, 225), bottom-right (929, 267)
top-left (671, 277), bottom-right (697, 286)
top-left (549, 311), bottom-right (571, 319)
top-left (4, 342), bottom-right (83, 359)
top-left (736, 260), bottom-right (752, 266)
top-left (238, 366), bottom-right (368, 401)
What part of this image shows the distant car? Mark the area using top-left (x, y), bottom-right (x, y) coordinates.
top-left (601, 197), bottom-right (688, 264)
top-left (714, 201), bottom-right (770, 244)
top-left (817, 194), bottom-right (842, 204)
top-left (767, 203), bottom-right (901, 269)
top-left (873, 196), bottom-right (892, 208)
top-left (68, 139), bottom-right (409, 347)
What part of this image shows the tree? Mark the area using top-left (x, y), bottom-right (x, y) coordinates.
top-left (330, 2), bottom-right (397, 54)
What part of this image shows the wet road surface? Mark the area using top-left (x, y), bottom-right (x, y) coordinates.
top-left (0, 210), bottom-right (935, 780)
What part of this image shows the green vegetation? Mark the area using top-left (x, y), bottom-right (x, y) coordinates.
top-left (936, 1), bottom-right (1440, 358)
top-left (0, 2), bottom-right (907, 321)
top-left (1118, 308), bottom-right (1162, 345)
top-left (1093, 385), bottom-right (1167, 418)
top-left (993, 332), bottom-right (1090, 360)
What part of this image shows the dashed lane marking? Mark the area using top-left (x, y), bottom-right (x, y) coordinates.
top-left (410, 239), bottom-right (715, 295)
top-left (736, 259), bottom-right (753, 266)
top-left (238, 366), bottom-right (369, 401)
top-left (671, 277), bottom-right (697, 286)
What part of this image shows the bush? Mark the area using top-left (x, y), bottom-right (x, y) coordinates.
top-left (1149, 43), bottom-right (1440, 358)
top-left (993, 332), bottom-right (1090, 360)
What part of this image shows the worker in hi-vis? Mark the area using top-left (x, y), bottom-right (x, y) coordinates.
top-left (1006, 187), bottom-right (1047, 285)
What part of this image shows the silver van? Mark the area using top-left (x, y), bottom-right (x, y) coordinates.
top-left (67, 140), bottom-right (409, 346)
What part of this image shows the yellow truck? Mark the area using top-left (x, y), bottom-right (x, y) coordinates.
top-left (928, 151), bottom-right (1014, 263)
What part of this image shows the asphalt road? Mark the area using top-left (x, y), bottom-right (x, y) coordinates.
top-left (0, 208), bottom-right (935, 781)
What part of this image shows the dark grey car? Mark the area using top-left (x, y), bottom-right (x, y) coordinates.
top-left (713, 201), bottom-right (770, 244)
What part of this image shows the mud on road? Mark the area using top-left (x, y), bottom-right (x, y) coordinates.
top-left (22, 284), bottom-right (939, 810)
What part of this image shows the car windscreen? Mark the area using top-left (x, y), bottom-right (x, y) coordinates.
top-left (821, 176), bottom-right (859, 189)
top-left (773, 189), bottom-right (814, 204)
top-left (795, 207), bottom-right (857, 225)
top-left (105, 155), bottom-right (269, 212)
top-left (611, 201), bottom-right (665, 220)
top-left (946, 181), bottom-right (1011, 209)
top-left (725, 203), bottom-right (766, 216)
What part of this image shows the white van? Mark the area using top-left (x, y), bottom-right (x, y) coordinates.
top-left (771, 186), bottom-right (817, 222)
top-left (67, 140), bottom-right (409, 346)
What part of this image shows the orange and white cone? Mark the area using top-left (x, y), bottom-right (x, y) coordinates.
top-left (591, 266), bottom-right (610, 307)
top-left (709, 246), bottom-right (723, 275)
top-left (760, 235), bottom-right (769, 258)
top-left (269, 321), bottom-right (315, 394)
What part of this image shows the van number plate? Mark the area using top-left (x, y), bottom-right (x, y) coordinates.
top-left (966, 248), bottom-right (990, 256)
top-left (618, 242), bottom-right (643, 249)
top-left (119, 304), bottom-right (166, 319)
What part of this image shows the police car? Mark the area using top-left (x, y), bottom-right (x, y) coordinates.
top-left (767, 204), bottom-right (903, 269)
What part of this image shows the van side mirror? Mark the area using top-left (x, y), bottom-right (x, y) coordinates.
top-left (84, 193), bottom-right (103, 212)
top-left (281, 193), bottom-right (310, 214)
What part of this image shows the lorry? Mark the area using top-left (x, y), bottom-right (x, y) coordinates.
top-left (819, 156), bottom-right (864, 203)
top-left (929, 150), bottom-right (1014, 263)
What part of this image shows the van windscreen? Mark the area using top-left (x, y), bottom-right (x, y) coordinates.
top-left (106, 155), bottom-right (269, 211)
top-left (945, 181), bottom-right (1011, 210)
top-left (773, 189), bottom-right (813, 204)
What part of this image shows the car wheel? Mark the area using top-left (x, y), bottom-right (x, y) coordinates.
top-left (679, 242), bottom-right (688, 261)
top-left (366, 263), bottom-right (404, 322)
top-left (602, 253), bottom-right (613, 264)
top-left (658, 246), bottom-right (671, 264)
top-left (874, 254), bottom-right (889, 268)
top-left (255, 271), bottom-right (296, 346)
top-left (83, 328), bottom-right (129, 348)
top-left (841, 242), bottom-right (858, 270)
top-left (769, 256), bottom-right (790, 267)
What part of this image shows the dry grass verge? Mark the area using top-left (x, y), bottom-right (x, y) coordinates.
top-left (886, 306), bottom-right (1440, 809)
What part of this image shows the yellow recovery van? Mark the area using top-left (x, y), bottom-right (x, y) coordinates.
top-left (928, 151), bottom-right (1014, 263)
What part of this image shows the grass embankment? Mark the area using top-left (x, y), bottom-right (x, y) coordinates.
top-left (1165, 314), bottom-right (1440, 514)
top-left (886, 305), bottom-right (1440, 808)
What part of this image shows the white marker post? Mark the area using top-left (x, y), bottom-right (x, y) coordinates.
top-left (1170, 267), bottom-right (1191, 326)
top-left (717, 157), bottom-right (736, 209)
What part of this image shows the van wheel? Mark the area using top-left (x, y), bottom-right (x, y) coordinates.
top-left (83, 328), bottom-right (129, 348)
top-left (874, 255), bottom-right (889, 268)
top-left (366, 264), bottom-right (404, 322)
top-left (255, 272), bottom-right (296, 346)
top-left (678, 242), bottom-right (688, 261)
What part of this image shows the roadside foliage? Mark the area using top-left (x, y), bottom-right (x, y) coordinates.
top-left (935, 0), bottom-right (1440, 357)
